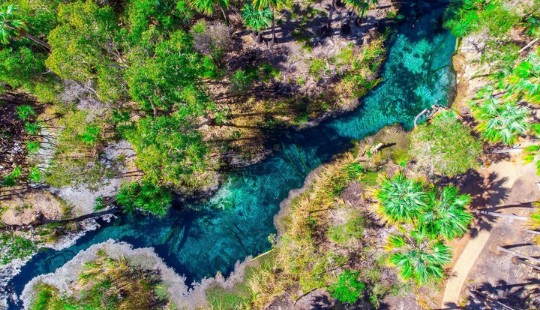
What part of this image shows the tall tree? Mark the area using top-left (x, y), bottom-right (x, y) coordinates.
top-left (252, 0), bottom-right (287, 46)
top-left (0, 3), bottom-right (50, 49)
top-left (241, 4), bottom-right (272, 43)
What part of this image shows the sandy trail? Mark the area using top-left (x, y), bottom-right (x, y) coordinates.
top-left (441, 159), bottom-right (540, 307)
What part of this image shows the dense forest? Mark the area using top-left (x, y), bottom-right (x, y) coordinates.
top-left (1, 0), bottom-right (540, 309)
top-left (0, 0), bottom-right (389, 216)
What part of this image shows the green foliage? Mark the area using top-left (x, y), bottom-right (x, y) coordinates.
top-left (343, 0), bottom-right (377, 17)
top-left (0, 3), bottom-right (26, 44)
top-left (29, 166), bottom-right (42, 183)
top-left (230, 69), bottom-right (257, 94)
top-left (388, 230), bottom-right (452, 284)
top-left (56, 110), bottom-right (102, 155)
top-left (241, 4), bottom-right (272, 31)
top-left (327, 215), bottom-right (365, 245)
top-left (523, 144), bottom-right (540, 175)
top-left (0, 232), bottom-right (36, 265)
top-left (46, 0), bottom-right (125, 102)
top-left (478, 2), bottom-right (518, 37)
top-left (329, 270), bottom-right (365, 303)
top-left (93, 196), bottom-right (106, 211)
top-left (80, 124), bottom-right (101, 146)
top-left (420, 186), bottom-right (473, 240)
top-left (26, 140), bottom-right (40, 154)
top-left (189, 0), bottom-right (229, 16)
top-left (126, 30), bottom-right (212, 113)
top-left (471, 99), bottom-right (529, 145)
top-left (30, 250), bottom-right (169, 309)
top-left (410, 110), bottom-right (482, 176)
top-left (506, 53), bottom-right (540, 105)
top-left (2, 166), bottom-right (22, 187)
top-left (116, 182), bottom-right (173, 217)
top-left (375, 173), bottom-right (427, 224)
top-left (126, 114), bottom-right (212, 190)
top-left (308, 58), bottom-right (326, 79)
top-left (443, 0), bottom-right (484, 37)
top-left (16, 104), bottom-right (36, 121)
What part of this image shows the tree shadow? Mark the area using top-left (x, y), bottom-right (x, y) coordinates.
top-left (438, 170), bottom-right (509, 237)
top-left (464, 279), bottom-right (540, 310)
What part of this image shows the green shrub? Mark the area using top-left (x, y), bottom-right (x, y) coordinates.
top-left (329, 270), bottom-right (365, 303)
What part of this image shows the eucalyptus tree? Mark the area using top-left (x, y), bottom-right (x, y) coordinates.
top-left (471, 99), bottom-right (529, 145)
top-left (374, 173), bottom-right (427, 224)
top-left (252, 0), bottom-right (288, 45)
top-left (0, 3), bottom-right (50, 49)
top-left (241, 4), bottom-right (272, 43)
top-left (419, 186), bottom-right (473, 240)
top-left (388, 230), bottom-right (452, 284)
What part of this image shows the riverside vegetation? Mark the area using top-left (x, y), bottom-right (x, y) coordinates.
top-left (0, 0), bottom-right (392, 267)
top-left (4, 0), bottom-right (540, 308)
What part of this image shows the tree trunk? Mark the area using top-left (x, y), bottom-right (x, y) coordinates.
top-left (497, 246), bottom-right (540, 265)
top-left (6, 24), bottom-right (50, 50)
top-left (23, 33), bottom-right (50, 50)
top-left (255, 31), bottom-right (263, 43)
top-left (220, 6), bottom-right (229, 24)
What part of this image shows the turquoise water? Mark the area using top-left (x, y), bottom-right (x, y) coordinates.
top-left (7, 1), bottom-right (455, 306)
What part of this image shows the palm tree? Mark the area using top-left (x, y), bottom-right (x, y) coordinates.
top-left (189, 0), bottom-right (230, 21)
top-left (388, 230), bottom-right (452, 284)
top-left (472, 99), bottom-right (529, 145)
top-left (374, 173), bottom-right (427, 224)
top-left (252, 0), bottom-right (287, 46)
top-left (507, 54), bottom-right (540, 104)
top-left (0, 4), bottom-right (49, 49)
top-left (419, 186), bottom-right (473, 240)
top-left (342, 0), bottom-right (377, 28)
top-left (241, 4), bottom-right (272, 43)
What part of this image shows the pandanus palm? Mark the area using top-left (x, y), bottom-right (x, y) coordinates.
top-left (189, 0), bottom-right (230, 21)
top-left (375, 173), bottom-right (427, 224)
top-left (388, 230), bottom-right (452, 284)
top-left (0, 4), bottom-right (49, 49)
top-left (471, 98), bottom-right (529, 145)
top-left (506, 54), bottom-right (540, 104)
top-left (241, 4), bottom-right (272, 43)
top-left (252, 0), bottom-right (287, 45)
top-left (419, 186), bottom-right (473, 240)
top-left (343, 0), bottom-right (377, 27)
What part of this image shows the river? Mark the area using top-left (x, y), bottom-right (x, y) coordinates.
top-left (7, 1), bottom-right (456, 307)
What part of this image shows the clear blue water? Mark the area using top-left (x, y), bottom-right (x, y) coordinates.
top-left (7, 1), bottom-right (456, 307)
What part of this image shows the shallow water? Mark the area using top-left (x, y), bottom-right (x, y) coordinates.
top-left (8, 1), bottom-right (456, 306)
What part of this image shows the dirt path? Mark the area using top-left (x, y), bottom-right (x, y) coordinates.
top-left (441, 159), bottom-right (540, 307)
